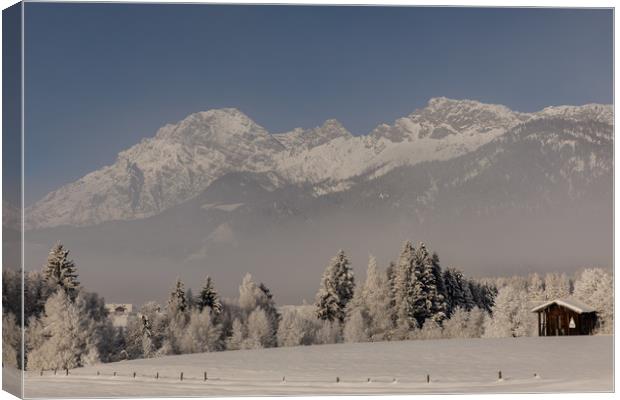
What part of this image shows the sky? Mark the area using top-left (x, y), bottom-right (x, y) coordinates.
top-left (23, 4), bottom-right (612, 204)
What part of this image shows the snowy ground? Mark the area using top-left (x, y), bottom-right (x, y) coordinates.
top-left (23, 336), bottom-right (612, 398)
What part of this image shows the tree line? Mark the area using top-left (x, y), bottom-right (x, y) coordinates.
top-left (1, 241), bottom-right (612, 371)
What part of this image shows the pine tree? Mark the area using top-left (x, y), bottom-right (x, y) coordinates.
top-left (315, 250), bottom-right (355, 323)
top-left (426, 250), bottom-right (448, 325)
top-left (185, 288), bottom-right (195, 311)
top-left (167, 278), bottom-right (188, 315)
top-left (411, 243), bottom-right (432, 328)
top-left (392, 241), bottom-right (417, 336)
top-left (197, 276), bottom-right (223, 316)
top-left (43, 243), bottom-right (80, 300)
top-left (141, 315), bottom-right (155, 357)
top-left (165, 278), bottom-right (189, 354)
top-left (258, 283), bottom-right (280, 347)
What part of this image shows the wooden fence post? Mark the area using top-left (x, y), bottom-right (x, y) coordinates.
top-left (336, 376), bottom-right (340, 383)
top-left (426, 374), bottom-right (430, 383)
top-left (498, 371), bottom-right (502, 380)
top-left (65, 368), bottom-right (69, 376)
top-left (204, 371), bottom-right (207, 381)
top-left (156, 372), bottom-right (159, 380)
top-left (133, 372), bottom-right (136, 379)
top-left (180, 372), bottom-right (184, 381)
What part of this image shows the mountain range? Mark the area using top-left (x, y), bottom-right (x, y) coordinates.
top-left (23, 98), bottom-right (613, 305)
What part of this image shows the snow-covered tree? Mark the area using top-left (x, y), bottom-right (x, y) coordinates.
top-left (237, 274), bottom-right (279, 346)
top-left (442, 306), bottom-right (486, 339)
top-left (27, 291), bottom-right (102, 370)
top-left (343, 309), bottom-right (370, 343)
top-left (362, 256), bottom-right (393, 341)
top-left (413, 247), bottom-right (448, 326)
top-left (544, 272), bottom-right (571, 300)
top-left (410, 318), bottom-right (443, 340)
top-left (180, 308), bottom-right (223, 353)
top-left (25, 270), bottom-right (52, 322)
top-left (527, 272), bottom-right (545, 301)
top-left (43, 243), bottom-right (80, 299)
top-left (185, 288), bottom-right (196, 311)
top-left (167, 278), bottom-right (188, 316)
top-left (277, 308), bottom-right (316, 347)
top-left (227, 318), bottom-right (246, 350)
top-left (257, 283), bottom-right (280, 346)
top-left (573, 268), bottom-right (613, 334)
top-left (483, 286), bottom-right (535, 338)
top-left (3, 313), bottom-right (20, 368)
top-left (314, 320), bottom-right (342, 345)
top-left (391, 241), bottom-right (417, 337)
top-left (444, 268), bottom-right (475, 314)
top-left (239, 273), bottom-right (264, 312)
top-left (164, 279), bottom-right (190, 354)
top-left (197, 276), bottom-right (222, 316)
top-left (140, 315), bottom-right (155, 358)
top-left (315, 250), bottom-right (355, 323)
top-left (243, 308), bottom-right (273, 349)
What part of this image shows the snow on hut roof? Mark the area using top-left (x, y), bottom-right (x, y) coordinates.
top-left (531, 297), bottom-right (596, 314)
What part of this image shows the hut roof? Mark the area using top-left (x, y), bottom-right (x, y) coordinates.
top-left (531, 297), bottom-right (596, 314)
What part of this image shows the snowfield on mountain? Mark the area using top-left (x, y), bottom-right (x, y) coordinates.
top-left (23, 336), bottom-right (612, 397)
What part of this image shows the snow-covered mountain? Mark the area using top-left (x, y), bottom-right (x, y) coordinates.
top-left (23, 98), bottom-right (612, 304)
top-left (26, 98), bottom-right (613, 231)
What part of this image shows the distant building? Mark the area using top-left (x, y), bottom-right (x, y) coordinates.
top-left (105, 303), bottom-right (134, 328)
top-left (531, 298), bottom-right (597, 336)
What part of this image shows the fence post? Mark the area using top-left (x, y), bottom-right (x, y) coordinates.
top-left (498, 371), bottom-right (502, 380)
top-left (336, 376), bottom-right (340, 383)
top-left (96, 371), bottom-right (100, 376)
top-left (426, 374), bottom-right (430, 383)
top-left (40, 370), bottom-right (43, 376)
top-left (65, 368), bottom-right (69, 376)
top-left (133, 372), bottom-right (136, 379)
top-left (113, 371), bottom-right (116, 377)
top-left (54, 369), bottom-right (57, 375)
top-left (204, 371), bottom-right (207, 381)
top-left (180, 372), bottom-right (184, 381)
top-left (156, 372), bottom-right (159, 380)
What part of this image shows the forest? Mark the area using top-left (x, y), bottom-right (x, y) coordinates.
top-left (2, 241), bottom-right (613, 371)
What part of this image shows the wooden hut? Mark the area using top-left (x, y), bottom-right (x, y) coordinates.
top-left (531, 298), bottom-right (597, 336)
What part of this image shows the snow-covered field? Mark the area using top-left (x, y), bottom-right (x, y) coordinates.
top-left (24, 336), bottom-right (612, 397)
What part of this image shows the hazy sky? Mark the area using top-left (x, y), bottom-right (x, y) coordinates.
top-left (24, 5), bottom-right (612, 204)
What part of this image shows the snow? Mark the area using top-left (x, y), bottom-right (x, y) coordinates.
top-left (23, 336), bottom-right (612, 397)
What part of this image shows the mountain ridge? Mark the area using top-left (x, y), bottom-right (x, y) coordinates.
top-left (26, 98), bottom-right (613, 230)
